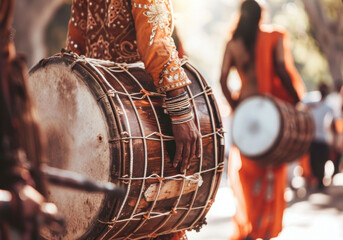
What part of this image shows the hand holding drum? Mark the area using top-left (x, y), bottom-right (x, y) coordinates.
top-left (166, 88), bottom-right (202, 172)
top-left (172, 120), bottom-right (202, 172)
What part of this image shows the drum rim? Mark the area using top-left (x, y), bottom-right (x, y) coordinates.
top-left (231, 94), bottom-right (284, 159)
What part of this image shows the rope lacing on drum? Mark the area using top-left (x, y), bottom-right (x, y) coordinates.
top-left (190, 86), bottom-right (213, 100)
top-left (85, 59), bottom-right (169, 235)
top-left (139, 89), bottom-right (166, 98)
top-left (108, 128), bottom-right (223, 143)
top-left (118, 163), bottom-right (224, 184)
top-left (64, 54), bottom-right (214, 101)
top-left (109, 132), bottom-right (174, 143)
top-left (83, 57), bottom-right (146, 70)
top-left (97, 201), bottom-right (215, 225)
top-left (201, 128), bottom-right (225, 139)
top-left (107, 89), bottom-right (165, 100)
top-left (107, 87), bottom-right (212, 101)
top-left (118, 172), bottom-right (204, 187)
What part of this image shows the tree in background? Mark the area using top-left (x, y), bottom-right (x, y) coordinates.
top-left (270, 0), bottom-right (342, 90)
top-left (301, 0), bottom-right (343, 88)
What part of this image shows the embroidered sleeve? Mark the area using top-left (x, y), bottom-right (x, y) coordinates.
top-left (66, 0), bottom-right (88, 55)
top-left (131, 0), bottom-right (191, 93)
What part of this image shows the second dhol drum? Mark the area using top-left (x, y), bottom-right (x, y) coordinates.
top-left (231, 95), bottom-right (314, 166)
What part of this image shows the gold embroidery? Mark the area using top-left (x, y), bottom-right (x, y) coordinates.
top-left (87, 8), bottom-right (97, 30)
top-left (90, 35), bottom-right (111, 59)
top-left (68, 0), bottom-right (140, 62)
top-left (142, 2), bottom-right (170, 45)
top-left (108, 0), bottom-right (123, 24)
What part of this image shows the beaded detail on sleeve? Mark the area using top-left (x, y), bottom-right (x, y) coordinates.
top-left (66, 0), bottom-right (191, 92)
top-left (131, 0), bottom-right (191, 93)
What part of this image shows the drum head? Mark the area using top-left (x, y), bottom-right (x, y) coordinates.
top-left (28, 63), bottom-right (111, 239)
top-left (231, 96), bottom-right (281, 158)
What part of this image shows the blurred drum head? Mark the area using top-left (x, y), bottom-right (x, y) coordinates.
top-left (231, 95), bottom-right (281, 158)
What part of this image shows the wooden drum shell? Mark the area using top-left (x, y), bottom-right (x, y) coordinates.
top-left (28, 53), bottom-right (225, 240)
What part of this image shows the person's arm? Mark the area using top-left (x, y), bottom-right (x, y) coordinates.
top-left (131, 0), bottom-right (200, 172)
top-left (219, 42), bottom-right (238, 110)
top-left (131, 0), bottom-right (191, 92)
top-left (274, 37), bottom-right (300, 103)
top-left (66, 0), bottom-right (88, 55)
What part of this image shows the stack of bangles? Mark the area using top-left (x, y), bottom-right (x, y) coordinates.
top-left (165, 91), bottom-right (194, 125)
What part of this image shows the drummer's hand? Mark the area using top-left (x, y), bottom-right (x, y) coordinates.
top-left (172, 120), bottom-right (201, 172)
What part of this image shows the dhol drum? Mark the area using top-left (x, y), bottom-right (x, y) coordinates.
top-left (231, 94), bottom-right (314, 166)
top-left (28, 52), bottom-right (224, 240)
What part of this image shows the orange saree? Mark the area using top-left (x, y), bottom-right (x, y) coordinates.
top-left (229, 26), bottom-right (305, 240)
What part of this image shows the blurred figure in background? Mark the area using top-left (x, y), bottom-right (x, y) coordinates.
top-left (332, 110), bottom-right (343, 177)
top-left (326, 82), bottom-right (343, 176)
top-left (306, 83), bottom-right (334, 190)
top-left (325, 82), bottom-right (343, 119)
top-left (220, 0), bottom-right (305, 239)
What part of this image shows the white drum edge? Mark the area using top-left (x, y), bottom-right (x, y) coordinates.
top-left (28, 64), bottom-right (111, 240)
top-left (231, 96), bottom-right (281, 158)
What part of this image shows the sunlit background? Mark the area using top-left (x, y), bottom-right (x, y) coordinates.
top-left (14, 0), bottom-right (341, 118)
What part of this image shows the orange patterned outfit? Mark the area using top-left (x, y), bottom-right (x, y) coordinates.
top-left (67, 0), bottom-right (190, 93)
top-left (67, 1), bottom-right (188, 239)
top-left (229, 26), bottom-right (305, 240)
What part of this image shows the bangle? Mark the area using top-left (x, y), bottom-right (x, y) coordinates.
top-left (165, 91), bottom-right (187, 101)
top-left (170, 113), bottom-right (194, 125)
top-left (167, 107), bottom-right (192, 117)
top-left (165, 91), bottom-right (193, 118)
top-left (166, 99), bottom-right (190, 108)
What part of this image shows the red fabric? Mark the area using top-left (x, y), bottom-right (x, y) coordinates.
top-left (229, 147), bottom-right (287, 240)
top-left (299, 153), bottom-right (313, 180)
top-left (255, 25), bottom-right (305, 103)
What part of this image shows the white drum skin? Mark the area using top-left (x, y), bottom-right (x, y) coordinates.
top-left (28, 64), bottom-right (110, 239)
top-left (232, 95), bottom-right (281, 157)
